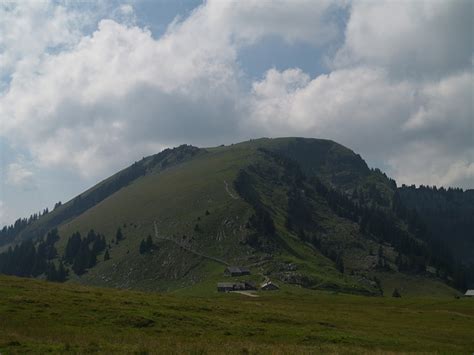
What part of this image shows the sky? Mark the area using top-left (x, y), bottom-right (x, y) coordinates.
top-left (0, 0), bottom-right (472, 226)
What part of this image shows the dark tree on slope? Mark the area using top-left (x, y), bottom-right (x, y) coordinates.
top-left (64, 230), bottom-right (108, 275)
top-left (46, 262), bottom-right (57, 282)
top-left (104, 249), bottom-right (110, 261)
top-left (57, 261), bottom-right (68, 282)
top-left (0, 208), bottom-right (54, 247)
top-left (116, 228), bottom-right (124, 242)
top-left (72, 244), bottom-right (90, 275)
top-left (139, 240), bottom-right (147, 254)
top-left (139, 235), bottom-right (155, 254)
top-left (92, 234), bottom-right (106, 254)
top-left (65, 232), bottom-right (82, 263)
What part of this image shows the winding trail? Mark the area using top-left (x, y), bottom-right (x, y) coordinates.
top-left (224, 180), bottom-right (239, 200)
top-left (154, 221), bottom-right (230, 266)
top-left (231, 291), bottom-right (259, 298)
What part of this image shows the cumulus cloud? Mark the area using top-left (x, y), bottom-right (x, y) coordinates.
top-left (333, 0), bottom-right (473, 79)
top-left (203, 0), bottom-right (344, 46)
top-left (0, 13), bottom-right (241, 177)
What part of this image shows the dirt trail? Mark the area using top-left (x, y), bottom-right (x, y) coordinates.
top-left (154, 221), bottom-right (230, 266)
top-left (231, 291), bottom-right (259, 297)
top-left (224, 180), bottom-right (239, 200)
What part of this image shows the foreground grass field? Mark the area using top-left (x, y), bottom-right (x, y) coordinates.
top-left (1, 276), bottom-right (473, 354)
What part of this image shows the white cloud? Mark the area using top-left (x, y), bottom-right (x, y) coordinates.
top-left (333, 0), bottom-right (472, 79)
top-left (6, 162), bottom-right (34, 187)
top-left (203, 0), bottom-right (343, 46)
top-left (0, 4), bottom-right (242, 177)
top-left (0, 1), bottom-right (93, 87)
top-left (250, 67), bottom-right (413, 138)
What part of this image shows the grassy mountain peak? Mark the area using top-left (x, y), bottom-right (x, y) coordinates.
top-left (0, 137), bottom-right (469, 295)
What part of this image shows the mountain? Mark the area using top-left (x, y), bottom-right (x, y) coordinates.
top-left (0, 137), bottom-right (470, 294)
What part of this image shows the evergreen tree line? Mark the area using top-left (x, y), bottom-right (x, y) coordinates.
top-left (234, 167), bottom-right (277, 250)
top-left (314, 176), bottom-right (471, 289)
top-left (234, 168), bottom-right (277, 235)
top-left (297, 230), bottom-right (345, 273)
top-left (252, 148), bottom-right (467, 288)
top-left (0, 146), bottom-right (201, 252)
top-left (0, 208), bottom-right (51, 247)
top-left (0, 229), bottom-right (67, 282)
top-left (304, 173), bottom-right (454, 276)
top-left (64, 230), bottom-right (107, 275)
top-left (397, 185), bottom-right (474, 288)
top-left (13, 162), bottom-right (147, 245)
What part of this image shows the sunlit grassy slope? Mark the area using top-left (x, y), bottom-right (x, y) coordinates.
top-left (1, 275), bottom-right (473, 354)
top-left (43, 139), bottom-right (378, 293)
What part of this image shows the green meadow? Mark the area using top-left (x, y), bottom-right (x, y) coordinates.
top-left (1, 275), bottom-right (473, 354)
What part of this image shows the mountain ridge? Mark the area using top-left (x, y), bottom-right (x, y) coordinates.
top-left (1, 137), bottom-right (472, 294)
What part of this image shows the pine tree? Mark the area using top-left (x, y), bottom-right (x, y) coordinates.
top-left (72, 244), bottom-right (89, 275)
top-left (116, 228), bottom-right (124, 242)
top-left (104, 249), bottom-right (110, 261)
top-left (86, 229), bottom-right (97, 244)
top-left (139, 240), bottom-right (147, 254)
top-left (65, 232), bottom-right (82, 263)
top-left (46, 262), bottom-right (58, 282)
top-left (57, 261), bottom-right (67, 282)
top-left (92, 234), bottom-right (106, 254)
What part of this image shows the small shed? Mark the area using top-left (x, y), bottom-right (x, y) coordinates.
top-left (260, 281), bottom-right (279, 291)
top-left (217, 282), bottom-right (235, 292)
top-left (465, 290), bottom-right (474, 297)
top-left (217, 281), bottom-right (256, 292)
top-left (224, 266), bottom-right (251, 277)
top-left (233, 282), bottom-right (246, 291)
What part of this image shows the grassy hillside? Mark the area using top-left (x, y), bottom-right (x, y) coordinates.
top-left (1, 275), bottom-right (473, 354)
top-left (0, 138), bottom-right (464, 296)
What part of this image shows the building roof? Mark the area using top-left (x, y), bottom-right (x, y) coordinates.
top-left (261, 281), bottom-right (279, 289)
top-left (465, 289), bottom-right (474, 296)
top-left (225, 266), bottom-right (250, 274)
top-left (225, 266), bottom-right (242, 273)
top-left (217, 282), bottom-right (235, 288)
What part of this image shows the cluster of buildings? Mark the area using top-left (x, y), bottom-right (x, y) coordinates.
top-left (217, 266), bottom-right (279, 292)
